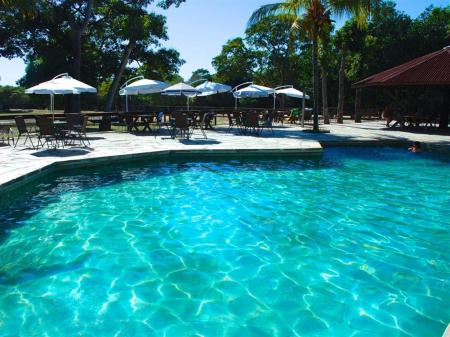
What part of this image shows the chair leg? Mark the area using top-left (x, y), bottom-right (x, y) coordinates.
top-left (24, 133), bottom-right (36, 149)
top-left (200, 127), bottom-right (207, 139)
top-left (14, 134), bottom-right (22, 148)
top-left (8, 129), bottom-right (14, 146)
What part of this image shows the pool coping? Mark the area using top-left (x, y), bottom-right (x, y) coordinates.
top-left (2, 136), bottom-right (449, 195)
top-left (0, 147), bottom-right (322, 194)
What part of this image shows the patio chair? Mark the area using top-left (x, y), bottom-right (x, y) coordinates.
top-left (193, 112), bottom-right (213, 139)
top-left (0, 125), bottom-right (14, 146)
top-left (124, 114), bottom-right (136, 132)
top-left (232, 111), bottom-right (244, 133)
top-left (288, 108), bottom-right (300, 124)
top-left (244, 111), bottom-right (261, 135)
top-left (171, 113), bottom-right (192, 139)
top-left (273, 110), bottom-right (285, 125)
top-left (227, 112), bottom-right (236, 131)
top-left (65, 114), bottom-right (90, 146)
top-left (35, 116), bottom-right (64, 149)
top-left (14, 116), bottom-right (37, 148)
top-left (261, 111), bottom-right (274, 135)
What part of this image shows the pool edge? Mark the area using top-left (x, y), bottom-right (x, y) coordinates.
top-left (0, 147), bottom-right (323, 194)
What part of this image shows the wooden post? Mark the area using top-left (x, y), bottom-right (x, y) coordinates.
top-left (438, 87), bottom-right (449, 129)
top-left (354, 88), bottom-right (362, 123)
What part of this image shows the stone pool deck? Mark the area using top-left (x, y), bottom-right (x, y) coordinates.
top-left (1, 120), bottom-right (449, 193)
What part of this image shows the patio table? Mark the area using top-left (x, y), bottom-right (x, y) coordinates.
top-left (128, 113), bottom-right (156, 132)
top-left (137, 114), bottom-right (156, 132)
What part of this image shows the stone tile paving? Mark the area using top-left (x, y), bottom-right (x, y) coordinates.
top-left (0, 126), bottom-right (320, 190)
top-left (0, 120), bottom-right (449, 191)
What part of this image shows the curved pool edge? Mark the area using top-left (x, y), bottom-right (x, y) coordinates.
top-left (0, 146), bottom-right (323, 194)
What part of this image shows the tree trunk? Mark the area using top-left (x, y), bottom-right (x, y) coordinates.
top-left (321, 64), bottom-right (329, 124)
top-left (71, 29), bottom-right (82, 113)
top-left (104, 42), bottom-right (135, 112)
top-left (312, 27), bottom-right (320, 132)
top-left (337, 52), bottom-right (345, 124)
top-left (67, 0), bottom-right (93, 114)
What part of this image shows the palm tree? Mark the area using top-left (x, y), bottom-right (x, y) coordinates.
top-left (249, 0), bottom-right (378, 131)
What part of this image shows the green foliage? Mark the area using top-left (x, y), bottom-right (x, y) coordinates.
top-left (212, 16), bottom-right (313, 93)
top-left (0, 86), bottom-right (30, 110)
top-left (188, 69), bottom-right (212, 83)
top-left (331, 1), bottom-right (450, 110)
top-left (246, 16), bottom-right (304, 86)
top-left (1, 0), bottom-right (185, 110)
top-left (212, 38), bottom-right (257, 87)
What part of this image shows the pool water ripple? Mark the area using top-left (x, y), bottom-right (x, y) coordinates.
top-left (0, 148), bottom-right (449, 336)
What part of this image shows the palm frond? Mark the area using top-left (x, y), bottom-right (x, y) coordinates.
top-left (330, 0), bottom-right (379, 27)
top-left (248, 3), bottom-right (286, 28)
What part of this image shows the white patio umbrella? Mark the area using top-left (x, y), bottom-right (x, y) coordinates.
top-left (25, 73), bottom-right (97, 119)
top-left (232, 83), bottom-right (275, 109)
top-left (275, 85), bottom-right (310, 127)
top-left (276, 87), bottom-right (310, 100)
top-left (119, 76), bottom-right (169, 112)
top-left (195, 81), bottom-right (232, 97)
top-left (161, 82), bottom-right (201, 110)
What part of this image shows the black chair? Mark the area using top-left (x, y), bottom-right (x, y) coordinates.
top-left (14, 116), bottom-right (37, 148)
top-left (243, 111), bottom-right (262, 135)
top-left (0, 125), bottom-right (14, 146)
top-left (171, 113), bottom-right (192, 139)
top-left (262, 112), bottom-right (275, 135)
top-left (65, 114), bottom-right (90, 146)
top-left (36, 116), bottom-right (64, 149)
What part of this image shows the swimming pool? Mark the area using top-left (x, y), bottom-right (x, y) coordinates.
top-left (0, 148), bottom-right (449, 336)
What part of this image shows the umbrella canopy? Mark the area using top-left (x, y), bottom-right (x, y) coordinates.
top-left (119, 79), bottom-right (169, 95)
top-left (25, 73), bottom-right (97, 94)
top-left (195, 81), bottom-right (232, 97)
top-left (161, 83), bottom-right (200, 97)
top-left (276, 87), bottom-right (310, 99)
top-left (25, 73), bottom-right (96, 119)
top-left (233, 84), bottom-right (275, 98)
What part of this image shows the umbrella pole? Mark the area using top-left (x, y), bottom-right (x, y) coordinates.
top-left (126, 94), bottom-right (128, 113)
top-left (301, 95), bottom-right (305, 127)
top-left (51, 94), bottom-right (55, 121)
top-left (187, 96), bottom-right (189, 111)
top-left (273, 93), bottom-right (276, 110)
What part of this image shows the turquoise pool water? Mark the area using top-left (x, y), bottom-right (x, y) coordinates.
top-left (0, 148), bottom-right (449, 336)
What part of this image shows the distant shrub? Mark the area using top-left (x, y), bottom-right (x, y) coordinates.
top-left (0, 86), bottom-right (31, 111)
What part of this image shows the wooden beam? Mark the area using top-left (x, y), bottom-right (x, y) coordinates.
top-left (354, 88), bottom-right (362, 123)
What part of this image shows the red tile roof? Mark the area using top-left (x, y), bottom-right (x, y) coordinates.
top-left (353, 46), bottom-right (450, 88)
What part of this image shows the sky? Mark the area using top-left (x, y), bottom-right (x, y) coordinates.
top-left (0, 0), bottom-right (448, 86)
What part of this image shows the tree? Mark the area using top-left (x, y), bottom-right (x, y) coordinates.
top-left (332, 2), bottom-right (449, 123)
top-left (334, 19), bottom-right (365, 123)
top-left (249, 0), bottom-right (378, 131)
top-left (412, 5), bottom-right (450, 56)
top-left (212, 38), bottom-right (257, 88)
top-left (245, 16), bottom-right (304, 88)
top-left (102, 3), bottom-right (168, 111)
top-left (188, 68), bottom-right (212, 83)
top-left (1, 0), bottom-right (186, 111)
top-left (319, 22), bottom-right (333, 124)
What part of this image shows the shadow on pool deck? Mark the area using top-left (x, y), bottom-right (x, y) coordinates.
top-left (31, 148), bottom-right (92, 157)
top-left (179, 139), bottom-right (222, 145)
